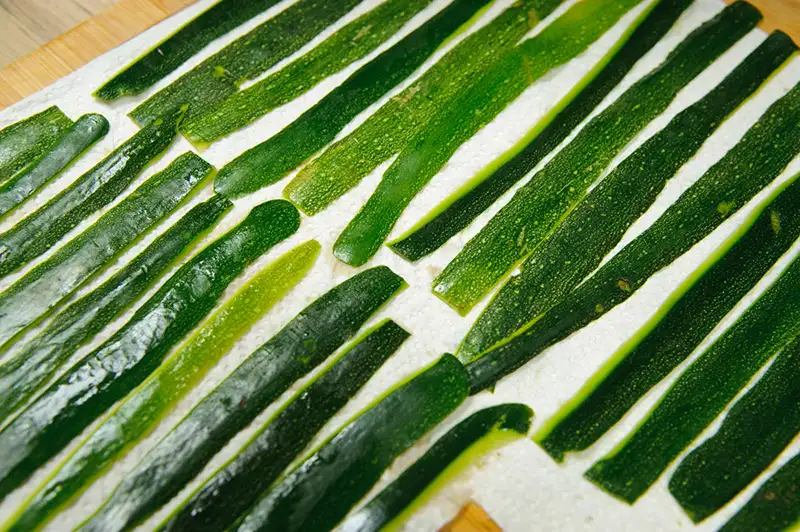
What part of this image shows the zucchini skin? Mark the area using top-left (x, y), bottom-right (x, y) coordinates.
top-left (340, 403), bottom-right (532, 532)
top-left (0, 114), bottom-right (109, 218)
top-left (465, 79), bottom-right (800, 394)
top-left (0, 151), bottom-right (213, 352)
top-left (213, 0), bottom-right (494, 198)
top-left (0, 199), bottom-right (299, 499)
top-left (0, 194), bottom-right (231, 427)
top-left (233, 354), bottom-right (470, 532)
top-left (669, 338), bottom-right (800, 522)
top-left (433, 1), bottom-right (762, 314)
top-left (80, 266), bottom-right (406, 532)
top-left (0, 106), bottom-right (72, 182)
top-left (0, 107), bottom-right (183, 278)
top-left (162, 319), bottom-right (410, 532)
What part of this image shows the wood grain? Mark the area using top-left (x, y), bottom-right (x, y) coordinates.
top-left (441, 502), bottom-right (503, 532)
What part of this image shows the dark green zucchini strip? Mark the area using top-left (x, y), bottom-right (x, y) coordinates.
top-left (213, 0), bottom-right (494, 198)
top-left (669, 338), bottom-right (800, 522)
top-left (162, 319), bottom-right (409, 532)
top-left (0, 194), bottom-right (231, 426)
top-left (130, 0), bottom-right (362, 126)
top-left (339, 403), bottom-right (532, 532)
top-left (0, 106), bottom-right (72, 182)
top-left (284, 0), bottom-right (563, 216)
top-left (79, 266), bottom-right (406, 532)
top-left (459, 31), bottom-right (796, 362)
top-left (0, 107), bottom-right (183, 278)
top-left (0, 200), bottom-right (299, 499)
top-left (465, 79), bottom-right (800, 394)
top-left (0, 151), bottom-right (213, 352)
top-left (433, 1), bottom-right (762, 314)
top-left (232, 354), bottom-right (469, 532)
top-left (718, 452), bottom-right (800, 532)
top-left (182, 0), bottom-right (434, 143)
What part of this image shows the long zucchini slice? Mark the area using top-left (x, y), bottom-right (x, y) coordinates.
top-left (465, 79), bottom-right (800, 393)
top-left (284, 0), bottom-right (564, 216)
top-left (0, 200), bottom-right (299, 499)
top-left (232, 354), bottom-right (469, 532)
top-left (182, 0), bottom-right (435, 143)
top-left (433, 2), bottom-right (762, 314)
top-left (0, 152), bottom-right (213, 352)
top-left (80, 266), bottom-right (406, 531)
top-left (339, 403), bottom-right (532, 532)
top-left (459, 31), bottom-right (796, 361)
top-left (0, 106), bottom-right (72, 182)
top-left (668, 338), bottom-right (800, 522)
top-left (130, 0), bottom-right (362, 126)
top-left (0, 108), bottom-right (183, 278)
top-left (213, 0), bottom-right (494, 198)
top-left (162, 319), bottom-right (409, 532)
top-left (4, 240), bottom-right (318, 532)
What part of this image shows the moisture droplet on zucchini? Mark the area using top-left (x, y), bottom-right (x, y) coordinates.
top-left (233, 354), bottom-right (469, 532)
top-left (339, 403), bottom-right (532, 532)
top-left (4, 239), bottom-right (317, 532)
top-left (0, 106), bottom-right (72, 182)
top-left (433, 1), bottom-right (762, 315)
top-left (80, 266), bottom-right (406, 532)
top-left (162, 319), bottom-right (409, 532)
top-left (0, 200), bottom-right (300, 499)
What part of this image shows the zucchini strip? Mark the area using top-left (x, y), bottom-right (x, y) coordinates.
top-left (0, 152), bottom-right (213, 352)
top-left (0, 200), bottom-right (300, 499)
top-left (4, 239), bottom-right (318, 532)
top-left (465, 79), bottom-right (800, 394)
top-left (162, 319), bottom-right (409, 532)
top-left (182, 0), bottom-right (435, 143)
top-left (233, 354), bottom-right (469, 532)
top-left (0, 106), bottom-right (72, 182)
top-left (433, 2), bottom-right (762, 314)
top-left (80, 266), bottom-right (406, 532)
top-left (339, 403), bottom-right (532, 532)
top-left (460, 31), bottom-right (796, 362)
top-left (0, 108), bottom-right (183, 278)
top-left (213, 0), bottom-right (494, 197)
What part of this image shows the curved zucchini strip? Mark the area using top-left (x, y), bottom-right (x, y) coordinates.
top-left (340, 403), bottom-right (532, 532)
top-left (0, 106), bottom-right (72, 182)
top-left (0, 200), bottom-right (299, 499)
top-left (0, 152), bottom-right (213, 352)
top-left (233, 354), bottom-right (469, 532)
top-left (213, 0), bottom-right (494, 198)
top-left (4, 239), bottom-right (318, 532)
top-left (0, 107), bottom-right (183, 278)
top-left (182, 0), bottom-right (435, 143)
top-left (465, 79), bottom-right (800, 394)
top-left (433, 2), bottom-right (762, 314)
top-left (80, 266), bottom-right (406, 532)
top-left (162, 319), bottom-right (409, 532)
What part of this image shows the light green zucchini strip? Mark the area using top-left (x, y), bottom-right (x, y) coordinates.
top-left (0, 106), bottom-right (72, 183)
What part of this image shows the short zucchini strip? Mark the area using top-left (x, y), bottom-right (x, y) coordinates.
top-left (80, 266), bottom-right (406, 532)
top-left (0, 106), bottom-right (72, 182)
top-left (182, 0), bottom-right (435, 143)
top-left (130, 0), bottom-right (362, 126)
top-left (668, 339), bottom-right (800, 522)
top-left (0, 108), bottom-right (183, 278)
top-left (284, 0), bottom-right (563, 216)
top-left (0, 152), bottom-right (213, 352)
top-left (0, 200), bottom-right (299, 499)
top-left (0, 114), bottom-right (109, 219)
top-left (433, 2), bottom-right (762, 314)
top-left (5, 239), bottom-right (318, 532)
top-left (537, 171), bottom-right (800, 462)
top-left (718, 452), bottom-right (800, 532)
top-left (213, 0), bottom-right (493, 198)
top-left (465, 80), bottom-right (800, 394)
top-left (339, 403), bottom-right (532, 532)
top-left (233, 354), bottom-right (469, 532)
top-left (162, 319), bottom-right (409, 532)
top-left (460, 31), bottom-right (796, 362)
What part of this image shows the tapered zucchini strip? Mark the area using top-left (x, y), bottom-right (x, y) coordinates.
top-left (0, 106), bottom-right (72, 182)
